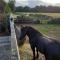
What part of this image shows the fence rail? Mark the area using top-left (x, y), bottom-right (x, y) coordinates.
top-left (10, 20), bottom-right (20, 60)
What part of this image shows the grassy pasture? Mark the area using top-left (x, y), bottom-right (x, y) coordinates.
top-left (15, 12), bottom-right (60, 18)
top-left (40, 13), bottom-right (60, 18)
top-left (32, 24), bottom-right (60, 40)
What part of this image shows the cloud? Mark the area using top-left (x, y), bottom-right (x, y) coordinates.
top-left (16, 0), bottom-right (28, 2)
top-left (15, 0), bottom-right (28, 6)
top-left (28, 0), bottom-right (40, 7)
top-left (15, 0), bottom-right (60, 7)
top-left (27, 0), bottom-right (48, 7)
top-left (15, 0), bottom-right (41, 7)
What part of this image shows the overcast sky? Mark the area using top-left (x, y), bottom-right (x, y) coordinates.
top-left (16, 0), bottom-right (60, 7)
top-left (5, 0), bottom-right (60, 7)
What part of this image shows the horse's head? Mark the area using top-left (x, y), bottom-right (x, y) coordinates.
top-left (20, 25), bottom-right (28, 40)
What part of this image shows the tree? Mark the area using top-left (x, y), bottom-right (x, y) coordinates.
top-left (5, 4), bottom-right (11, 13)
top-left (23, 6), bottom-right (31, 12)
top-left (15, 6), bottom-right (23, 12)
top-left (8, 0), bottom-right (15, 12)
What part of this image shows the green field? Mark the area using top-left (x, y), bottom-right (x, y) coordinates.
top-left (15, 12), bottom-right (60, 18)
top-left (32, 24), bottom-right (60, 40)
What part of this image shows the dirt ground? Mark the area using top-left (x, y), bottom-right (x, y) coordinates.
top-left (19, 38), bottom-right (45, 60)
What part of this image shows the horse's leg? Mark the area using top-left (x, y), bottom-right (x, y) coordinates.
top-left (45, 55), bottom-right (52, 60)
top-left (30, 44), bottom-right (35, 60)
top-left (32, 47), bottom-right (35, 60)
top-left (36, 48), bottom-right (39, 59)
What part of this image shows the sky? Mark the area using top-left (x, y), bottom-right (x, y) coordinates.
top-left (41, 0), bottom-right (60, 4)
top-left (5, 0), bottom-right (60, 7)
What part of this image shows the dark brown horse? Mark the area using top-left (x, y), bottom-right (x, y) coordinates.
top-left (19, 26), bottom-right (60, 60)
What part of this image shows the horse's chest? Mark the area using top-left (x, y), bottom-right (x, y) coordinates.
top-left (29, 37), bottom-right (36, 44)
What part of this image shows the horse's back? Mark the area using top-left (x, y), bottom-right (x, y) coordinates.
top-left (36, 35), bottom-right (60, 54)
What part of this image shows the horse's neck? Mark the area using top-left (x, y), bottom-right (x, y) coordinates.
top-left (26, 28), bottom-right (34, 38)
top-left (26, 28), bottom-right (41, 39)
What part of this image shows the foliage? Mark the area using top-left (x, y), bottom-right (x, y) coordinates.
top-left (5, 4), bottom-right (11, 13)
top-left (48, 18), bottom-right (60, 24)
top-left (8, 0), bottom-right (15, 12)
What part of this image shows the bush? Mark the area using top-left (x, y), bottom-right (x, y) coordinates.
top-left (48, 18), bottom-right (60, 24)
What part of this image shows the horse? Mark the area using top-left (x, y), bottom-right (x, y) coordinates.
top-left (19, 26), bottom-right (60, 60)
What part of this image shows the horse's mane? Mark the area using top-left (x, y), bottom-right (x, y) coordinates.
top-left (27, 26), bottom-right (43, 36)
top-left (27, 26), bottom-right (60, 44)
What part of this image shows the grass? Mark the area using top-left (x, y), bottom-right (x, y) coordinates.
top-left (40, 13), bottom-right (60, 18)
top-left (15, 12), bottom-right (60, 18)
top-left (31, 24), bottom-right (60, 40)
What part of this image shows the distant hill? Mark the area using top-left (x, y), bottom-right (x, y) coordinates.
top-left (15, 5), bottom-right (60, 13)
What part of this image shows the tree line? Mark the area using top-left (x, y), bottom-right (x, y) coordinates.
top-left (15, 6), bottom-right (60, 13)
